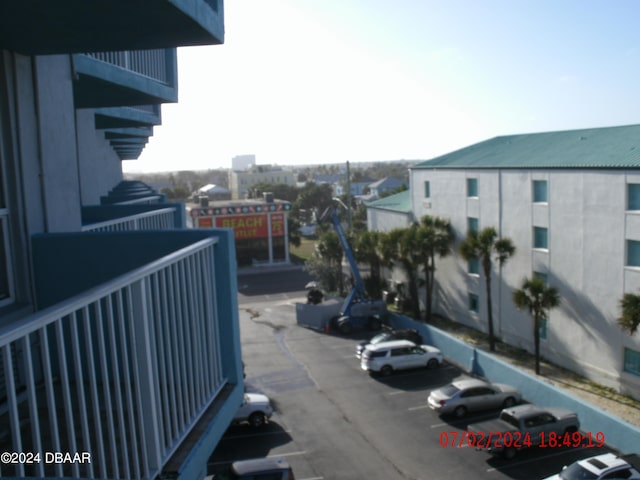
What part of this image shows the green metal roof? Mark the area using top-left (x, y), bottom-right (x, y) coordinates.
top-left (413, 124), bottom-right (640, 170)
top-left (366, 190), bottom-right (412, 213)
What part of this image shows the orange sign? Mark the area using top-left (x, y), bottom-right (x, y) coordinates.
top-left (216, 214), bottom-right (269, 239)
top-left (271, 213), bottom-right (285, 237)
top-left (198, 217), bottom-right (213, 228)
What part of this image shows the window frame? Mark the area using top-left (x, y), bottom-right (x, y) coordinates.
top-left (466, 178), bottom-right (478, 197)
top-left (532, 180), bottom-right (548, 203)
top-left (533, 226), bottom-right (548, 250)
top-left (626, 240), bottom-right (640, 267)
top-left (467, 217), bottom-right (478, 233)
top-left (627, 183), bottom-right (640, 211)
top-left (624, 348), bottom-right (640, 376)
top-left (424, 180), bottom-right (430, 199)
top-left (468, 293), bottom-right (479, 313)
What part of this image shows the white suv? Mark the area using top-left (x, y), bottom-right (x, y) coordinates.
top-left (360, 339), bottom-right (443, 376)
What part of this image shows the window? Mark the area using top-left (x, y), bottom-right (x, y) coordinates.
top-left (467, 217), bottom-right (478, 233)
top-left (467, 178), bottom-right (478, 197)
top-left (533, 271), bottom-right (548, 284)
top-left (469, 293), bottom-right (479, 312)
top-left (538, 318), bottom-right (548, 340)
top-left (628, 184), bottom-right (640, 210)
top-left (424, 181), bottom-right (430, 198)
top-left (533, 180), bottom-right (548, 203)
top-left (627, 240), bottom-right (640, 267)
top-left (624, 348), bottom-right (640, 376)
top-left (533, 227), bottom-right (548, 249)
top-left (468, 257), bottom-right (479, 275)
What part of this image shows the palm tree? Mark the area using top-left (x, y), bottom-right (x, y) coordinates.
top-left (315, 230), bottom-right (345, 294)
top-left (380, 226), bottom-right (422, 318)
top-left (417, 216), bottom-right (455, 322)
top-left (512, 276), bottom-right (560, 375)
top-left (618, 292), bottom-right (640, 335)
top-left (354, 230), bottom-right (384, 298)
top-left (459, 227), bottom-right (515, 351)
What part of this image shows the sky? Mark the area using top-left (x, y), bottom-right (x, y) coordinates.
top-left (122, 0), bottom-right (640, 173)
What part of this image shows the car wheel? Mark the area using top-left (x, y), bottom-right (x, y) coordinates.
top-left (564, 426), bottom-right (578, 434)
top-left (427, 358), bottom-right (439, 369)
top-left (503, 447), bottom-right (517, 460)
top-left (339, 321), bottom-right (353, 335)
top-left (380, 365), bottom-right (393, 376)
top-left (502, 396), bottom-right (516, 408)
top-left (248, 412), bottom-right (266, 428)
top-left (453, 405), bottom-right (467, 418)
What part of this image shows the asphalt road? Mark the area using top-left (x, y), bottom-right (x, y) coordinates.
top-left (210, 268), bottom-right (615, 479)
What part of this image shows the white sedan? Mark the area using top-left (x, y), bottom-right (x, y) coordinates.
top-left (428, 378), bottom-right (521, 418)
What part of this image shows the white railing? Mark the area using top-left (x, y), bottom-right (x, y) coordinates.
top-left (0, 238), bottom-right (226, 479)
top-left (85, 50), bottom-right (170, 84)
top-left (81, 208), bottom-right (176, 232)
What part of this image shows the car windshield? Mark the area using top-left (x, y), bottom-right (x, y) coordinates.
top-left (440, 384), bottom-right (460, 396)
top-left (559, 462), bottom-right (598, 480)
top-left (499, 411), bottom-right (520, 429)
top-left (370, 333), bottom-right (392, 344)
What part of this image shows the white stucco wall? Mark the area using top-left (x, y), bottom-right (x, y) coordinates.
top-left (410, 167), bottom-right (640, 398)
top-left (366, 208), bottom-right (412, 232)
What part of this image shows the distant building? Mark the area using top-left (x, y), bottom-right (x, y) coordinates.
top-left (368, 177), bottom-right (408, 198)
top-left (229, 164), bottom-right (295, 199)
top-left (232, 154), bottom-right (256, 171)
top-left (195, 183), bottom-right (232, 201)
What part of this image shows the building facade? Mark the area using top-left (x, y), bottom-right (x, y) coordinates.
top-left (370, 125), bottom-right (640, 400)
top-left (229, 165), bottom-right (296, 200)
top-left (1, 2), bottom-right (245, 479)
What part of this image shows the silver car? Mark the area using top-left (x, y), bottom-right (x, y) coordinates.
top-left (428, 378), bottom-right (521, 418)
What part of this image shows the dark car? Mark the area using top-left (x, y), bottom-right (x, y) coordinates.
top-left (356, 328), bottom-right (423, 358)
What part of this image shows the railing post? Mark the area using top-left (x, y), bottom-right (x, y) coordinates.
top-left (129, 278), bottom-right (163, 477)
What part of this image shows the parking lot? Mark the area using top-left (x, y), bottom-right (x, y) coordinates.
top-left (209, 269), bottom-right (617, 479)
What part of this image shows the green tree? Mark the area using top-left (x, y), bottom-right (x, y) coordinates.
top-left (417, 216), bottom-right (455, 322)
top-left (354, 230), bottom-right (384, 298)
top-left (512, 276), bottom-right (561, 375)
top-left (314, 230), bottom-right (345, 295)
top-left (381, 226), bottom-right (422, 318)
top-left (294, 183), bottom-right (334, 223)
top-left (618, 292), bottom-right (640, 335)
top-left (459, 227), bottom-right (516, 351)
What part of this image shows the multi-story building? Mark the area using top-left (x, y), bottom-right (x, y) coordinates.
top-left (231, 154), bottom-right (256, 172)
top-left (229, 164), bottom-right (296, 200)
top-left (369, 125), bottom-right (640, 400)
top-left (0, 2), bottom-right (245, 479)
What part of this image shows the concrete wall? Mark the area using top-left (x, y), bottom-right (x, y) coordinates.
top-left (76, 108), bottom-right (123, 206)
top-left (410, 167), bottom-right (640, 399)
top-left (390, 313), bottom-right (640, 455)
top-left (367, 208), bottom-right (412, 232)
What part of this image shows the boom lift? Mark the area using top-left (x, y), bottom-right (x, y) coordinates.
top-left (309, 201), bottom-right (387, 334)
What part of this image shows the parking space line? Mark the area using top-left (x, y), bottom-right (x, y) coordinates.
top-left (485, 446), bottom-right (587, 472)
top-left (408, 404), bottom-right (430, 411)
top-left (267, 450), bottom-right (308, 458)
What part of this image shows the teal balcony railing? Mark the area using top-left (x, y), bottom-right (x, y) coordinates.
top-left (0, 231), bottom-right (242, 479)
top-left (73, 50), bottom-right (178, 108)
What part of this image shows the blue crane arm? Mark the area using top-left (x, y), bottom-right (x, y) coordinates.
top-left (319, 206), bottom-right (367, 300)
